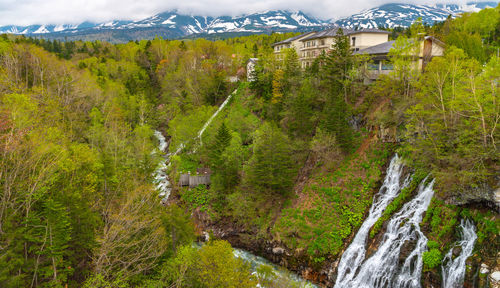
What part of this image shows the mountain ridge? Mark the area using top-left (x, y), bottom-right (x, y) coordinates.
top-left (0, 2), bottom-right (497, 42)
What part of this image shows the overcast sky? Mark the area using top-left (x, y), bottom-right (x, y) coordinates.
top-left (0, 0), bottom-right (492, 26)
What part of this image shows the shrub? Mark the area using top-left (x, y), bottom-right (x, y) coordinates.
top-left (423, 248), bottom-right (442, 269)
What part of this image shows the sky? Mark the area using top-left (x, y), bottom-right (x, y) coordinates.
top-left (0, 0), bottom-right (493, 26)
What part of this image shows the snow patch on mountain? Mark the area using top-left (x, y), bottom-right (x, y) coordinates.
top-left (334, 2), bottom-right (498, 28)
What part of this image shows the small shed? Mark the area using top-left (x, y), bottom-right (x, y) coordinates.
top-left (179, 168), bottom-right (212, 188)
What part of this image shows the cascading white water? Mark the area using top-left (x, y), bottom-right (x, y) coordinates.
top-left (233, 248), bottom-right (318, 288)
top-left (441, 219), bottom-right (477, 288)
top-left (153, 130), bottom-right (172, 201)
top-left (335, 155), bottom-right (409, 287)
top-left (338, 177), bottom-right (435, 288)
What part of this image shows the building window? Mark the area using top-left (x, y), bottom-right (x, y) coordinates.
top-left (320, 39), bottom-right (325, 46)
top-left (367, 60), bottom-right (380, 70)
top-left (352, 37), bottom-right (356, 47)
top-left (381, 61), bottom-right (393, 70)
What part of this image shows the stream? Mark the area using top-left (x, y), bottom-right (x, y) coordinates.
top-left (153, 89), bottom-right (237, 202)
top-left (152, 91), bottom-right (477, 288)
top-left (441, 219), bottom-right (477, 288)
top-left (233, 248), bottom-right (318, 287)
top-left (335, 155), bottom-right (410, 287)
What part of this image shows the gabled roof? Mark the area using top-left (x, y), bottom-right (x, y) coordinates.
top-left (300, 27), bottom-right (390, 41)
top-left (424, 36), bottom-right (445, 47)
top-left (354, 36), bottom-right (445, 56)
top-left (354, 40), bottom-right (396, 55)
top-left (271, 32), bottom-right (316, 47)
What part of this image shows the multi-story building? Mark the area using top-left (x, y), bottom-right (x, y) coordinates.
top-left (298, 28), bottom-right (390, 68)
top-left (354, 36), bottom-right (445, 81)
top-left (271, 32), bottom-right (316, 61)
top-left (271, 28), bottom-right (445, 81)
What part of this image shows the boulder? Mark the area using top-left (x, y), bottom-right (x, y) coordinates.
top-left (272, 247), bottom-right (285, 255)
top-left (480, 263), bottom-right (490, 274)
top-left (491, 271), bottom-right (500, 288)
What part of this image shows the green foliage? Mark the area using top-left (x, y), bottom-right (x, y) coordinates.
top-left (423, 248), bottom-right (443, 269)
top-left (244, 122), bottom-right (296, 196)
top-left (441, 6), bottom-right (500, 62)
top-left (320, 29), bottom-right (356, 151)
top-left (212, 132), bottom-right (247, 193)
top-left (274, 142), bottom-right (392, 259)
top-left (181, 185), bottom-right (211, 213)
top-left (370, 170), bottom-right (427, 238)
top-left (208, 122), bottom-right (232, 169)
top-left (402, 47), bottom-right (499, 196)
top-left (82, 273), bottom-right (128, 288)
top-left (162, 241), bottom-right (257, 288)
top-left (167, 105), bottom-right (217, 152)
top-left (162, 204), bottom-right (196, 254)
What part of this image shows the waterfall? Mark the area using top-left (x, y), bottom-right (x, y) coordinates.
top-left (153, 130), bottom-right (172, 202)
top-left (335, 171), bottom-right (435, 288)
top-left (346, 178), bottom-right (434, 288)
top-left (335, 155), bottom-right (409, 287)
top-left (441, 219), bottom-right (477, 288)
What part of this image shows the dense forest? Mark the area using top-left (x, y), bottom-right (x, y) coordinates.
top-left (0, 5), bottom-right (498, 288)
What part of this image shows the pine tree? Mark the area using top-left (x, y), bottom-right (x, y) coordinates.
top-left (320, 28), bottom-right (355, 151)
top-left (209, 122), bottom-right (232, 169)
top-left (244, 122), bottom-right (296, 195)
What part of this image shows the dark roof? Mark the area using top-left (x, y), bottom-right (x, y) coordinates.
top-left (271, 32), bottom-right (316, 47)
top-left (354, 40), bottom-right (396, 55)
top-left (354, 36), bottom-right (445, 56)
top-left (301, 27), bottom-right (390, 41)
top-left (424, 36), bottom-right (445, 47)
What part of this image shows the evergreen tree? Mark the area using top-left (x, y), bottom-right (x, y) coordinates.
top-left (212, 132), bottom-right (246, 193)
top-left (209, 122), bottom-right (232, 169)
top-left (244, 122), bottom-right (296, 195)
top-left (320, 28), bottom-right (355, 151)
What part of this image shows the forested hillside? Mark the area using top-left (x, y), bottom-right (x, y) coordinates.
top-left (0, 4), bottom-right (498, 288)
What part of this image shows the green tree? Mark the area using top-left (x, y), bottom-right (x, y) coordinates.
top-left (163, 241), bottom-right (256, 288)
top-left (282, 78), bottom-right (315, 139)
top-left (209, 122), bottom-right (232, 169)
top-left (244, 122), bottom-right (296, 195)
top-left (212, 132), bottom-right (246, 193)
top-left (162, 204), bottom-right (196, 254)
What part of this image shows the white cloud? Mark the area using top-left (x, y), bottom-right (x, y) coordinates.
top-left (0, 0), bottom-right (488, 26)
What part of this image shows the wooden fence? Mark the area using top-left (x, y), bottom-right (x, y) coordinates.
top-left (179, 173), bottom-right (211, 188)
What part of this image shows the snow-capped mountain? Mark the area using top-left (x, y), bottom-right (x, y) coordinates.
top-left (0, 10), bottom-right (324, 37)
top-left (334, 2), bottom-right (498, 29)
top-left (0, 2), bottom-right (497, 41)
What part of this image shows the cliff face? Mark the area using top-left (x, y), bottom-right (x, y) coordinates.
top-left (188, 151), bottom-right (499, 288)
top-left (446, 176), bottom-right (500, 211)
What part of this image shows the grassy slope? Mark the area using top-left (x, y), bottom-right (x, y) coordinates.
top-left (273, 137), bottom-right (393, 262)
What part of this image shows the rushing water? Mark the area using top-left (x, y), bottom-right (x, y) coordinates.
top-left (441, 219), bottom-right (477, 288)
top-left (335, 155), bottom-right (409, 287)
top-left (233, 248), bottom-right (318, 288)
top-left (335, 157), bottom-right (435, 288)
top-left (153, 130), bottom-right (172, 201)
